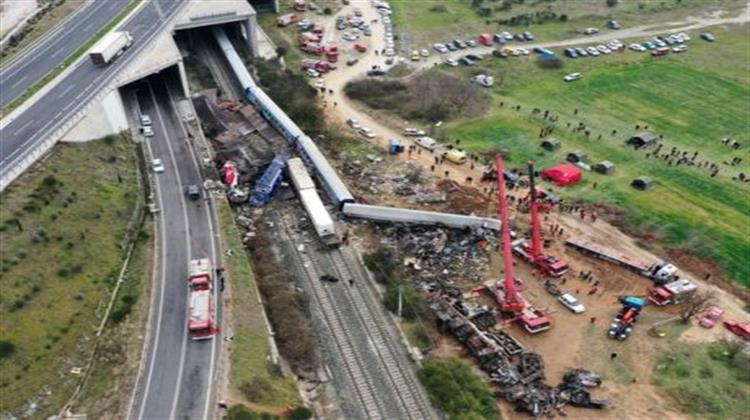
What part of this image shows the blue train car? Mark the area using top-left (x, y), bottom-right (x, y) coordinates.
top-left (250, 155), bottom-right (287, 206)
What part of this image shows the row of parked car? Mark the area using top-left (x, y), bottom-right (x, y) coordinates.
top-left (431, 30), bottom-right (535, 55)
top-left (563, 39), bottom-right (625, 58)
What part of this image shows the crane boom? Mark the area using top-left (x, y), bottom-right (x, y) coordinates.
top-left (495, 155), bottom-right (525, 312)
top-left (528, 161), bottom-right (544, 260)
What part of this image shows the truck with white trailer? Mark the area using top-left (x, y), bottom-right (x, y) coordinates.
top-left (89, 31), bottom-right (133, 66)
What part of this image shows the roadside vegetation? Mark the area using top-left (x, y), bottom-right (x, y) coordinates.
top-left (0, 134), bottom-right (141, 418)
top-left (0, 0), bottom-right (81, 64)
top-left (218, 201), bottom-right (301, 409)
top-left (652, 338), bottom-right (750, 419)
top-left (417, 357), bottom-right (499, 419)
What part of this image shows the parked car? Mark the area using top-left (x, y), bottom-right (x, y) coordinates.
top-left (420, 49), bottom-right (430, 57)
top-left (366, 68), bottom-right (386, 76)
top-left (492, 50), bottom-right (508, 58)
top-left (672, 45), bottom-right (688, 53)
top-left (583, 27), bottom-right (599, 35)
top-left (564, 72), bottom-right (582, 82)
top-left (587, 47), bottom-right (600, 56)
top-left (564, 48), bottom-right (578, 58)
top-left (415, 136), bottom-right (438, 150)
top-left (516, 47), bottom-right (530, 55)
top-left (306, 68), bottom-right (320, 77)
top-left (642, 41), bottom-right (656, 50)
top-left (651, 47), bottom-right (669, 57)
top-left (354, 43), bottom-right (367, 53)
top-left (359, 127), bottom-right (376, 139)
top-left (678, 32), bottom-right (691, 41)
top-left (446, 42), bottom-right (457, 51)
top-left (607, 20), bottom-right (622, 29)
top-left (459, 57), bottom-right (475, 66)
top-left (187, 184), bottom-right (201, 200)
top-left (724, 320), bottom-right (750, 340)
top-left (558, 293), bottom-right (586, 313)
top-left (434, 43), bottom-right (448, 53)
top-left (453, 39), bottom-right (466, 49)
top-left (465, 53), bottom-right (483, 61)
top-left (384, 48), bottom-right (395, 56)
top-left (576, 47), bottom-right (588, 56)
top-left (471, 74), bottom-right (494, 87)
top-left (347, 118), bottom-right (361, 130)
top-left (700, 32), bottom-right (715, 41)
top-left (410, 50), bottom-right (420, 61)
top-left (152, 159), bottom-right (165, 173)
top-left (596, 45), bottom-right (611, 54)
top-left (385, 57), bottom-right (395, 65)
top-left (699, 307), bottom-right (724, 328)
top-left (346, 56), bottom-right (358, 66)
top-left (513, 33), bottom-right (525, 41)
top-left (444, 57), bottom-right (459, 66)
top-left (522, 31), bottom-right (534, 41)
top-left (466, 39), bottom-right (476, 47)
top-left (403, 128), bottom-right (427, 136)
top-left (629, 43), bottom-right (646, 52)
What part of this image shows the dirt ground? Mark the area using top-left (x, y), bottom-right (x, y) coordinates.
top-left (285, 2), bottom-right (750, 418)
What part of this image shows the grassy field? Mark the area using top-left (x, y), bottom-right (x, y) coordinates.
top-left (389, 0), bottom-right (746, 51)
top-left (218, 200), bottom-right (300, 408)
top-left (652, 339), bottom-right (750, 419)
top-left (434, 24), bottom-right (750, 287)
top-left (0, 135), bottom-right (140, 417)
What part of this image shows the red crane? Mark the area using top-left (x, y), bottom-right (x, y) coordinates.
top-left (512, 161), bottom-right (569, 277)
top-left (495, 155), bottom-right (525, 313)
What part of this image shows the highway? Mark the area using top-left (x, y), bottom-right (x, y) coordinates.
top-left (0, 0), bottom-right (130, 108)
top-left (0, 0), bottom-right (185, 187)
top-left (130, 73), bottom-right (220, 420)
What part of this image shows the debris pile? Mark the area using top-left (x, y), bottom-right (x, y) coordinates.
top-left (431, 299), bottom-right (609, 416)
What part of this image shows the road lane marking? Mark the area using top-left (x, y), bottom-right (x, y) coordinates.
top-left (9, 75), bottom-right (27, 89)
top-left (148, 81), bottom-right (193, 420)
top-left (12, 119), bottom-right (34, 136)
top-left (57, 84), bottom-right (76, 99)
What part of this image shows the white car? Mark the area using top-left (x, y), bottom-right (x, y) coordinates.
top-left (434, 43), bottom-right (448, 53)
top-left (346, 118), bottom-right (362, 130)
top-left (517, 47), bottom-right (530, 55)
top-left (415, 136), bottom-right (438, 150)
top-left (629, 43), bottom-right (646, 52)
top-left (471, 74), bottom-right (494, 87)
top-left (583, 27), bottom-right (599, 35)
top-left (306, 68), bottom-right (320, 78)
top-left (596, 45), bottom-right (611, 54)
top-left (444, 58), bottom-right (459, 67)
top-left (564, 72), bottom-right (582, 82)
top-left (420, 49), bottom-right (430, 57)
top-left (403, 128), bottom-right (427, 136)
top-left (558, 293), bottom-right (586, 314)
top-left (678, 32), bottom-right (691, 41)
top-left (359, 127), bottom-right (376, 139)
top-left (140, 114), bottom-right (152, 126)
top-left (672, 45), bottom-right (688, 53)
top-left (384, 48), bottom-right (395, 56)
top-left (152, 159), bottom-right (165, 173)
top-left (382, 16), bottom-right (391, 24)
top-left (142, 125), bottom-right (154, 137)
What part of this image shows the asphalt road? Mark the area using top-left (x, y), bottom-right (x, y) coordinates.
top-left (0, 0), bottom-right (185, 186)
top-left (0, 0), bottom-right (130, 108)
top-left (131, 73), bottom-right (220, 420)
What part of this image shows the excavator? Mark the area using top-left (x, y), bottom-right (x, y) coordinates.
top-left (512, 161), bottom-right (569, 277)
top-left (474, 155), bottom-right (551, 334)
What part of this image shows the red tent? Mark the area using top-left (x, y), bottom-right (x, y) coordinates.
top-left (542, 163), bottom-right (582, 186)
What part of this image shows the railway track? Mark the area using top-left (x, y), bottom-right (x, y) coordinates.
top-left (277, 211), bottom-right (388, 419)
top-left (325, 248), bottom-right (435, 420)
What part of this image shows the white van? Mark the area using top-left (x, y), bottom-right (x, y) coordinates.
top-left (415, 136), bottom-right (438, 150)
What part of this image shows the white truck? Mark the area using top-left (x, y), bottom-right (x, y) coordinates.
top-left (89, 31), bottom-right (133, 66)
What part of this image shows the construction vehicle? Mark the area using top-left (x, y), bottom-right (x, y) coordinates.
top-left (474, 155), bottom-right (551, 334)
top-left (648, 279), bottom-right (697, 306)
top-left (608, 296), bottom-right (645, 341)
top-left (188, 259), bottom-right (218, 340)
top-left (89, 31), bottom-right (133, 66)
top-left (512, 162), bottom-right (569, 277)
top-left (566, 237), bottom-right (686, 285)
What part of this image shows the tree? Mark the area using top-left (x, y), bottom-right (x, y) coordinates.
top-left (275, 46), bottom-right (288, 57)
top-left (680, 291), bottom-right (714, 323)
top-left (0, 340), bottom-right (16, 358)
top-left (719, 337), bottom-right (748, 359)
top-left (606, 0), bottom-right (618, 6)
top-left (418, 358), bottom-right (498, 419)
top-left (383, 283), bottom-right (425, 320)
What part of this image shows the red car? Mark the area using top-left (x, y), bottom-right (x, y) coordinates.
top-left (354, 43), bottom-right (367, 53)
top-left (699, 306), bottom-right (724, 328)
top-left (724, 320), bottom-right (750, 341)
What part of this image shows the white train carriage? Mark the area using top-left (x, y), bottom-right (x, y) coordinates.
top-left (287, 157), bottom-right (316, 191)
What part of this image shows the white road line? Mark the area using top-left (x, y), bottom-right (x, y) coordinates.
top-left (12, 119), bottom-right (34, 136)
top-left (165, 82), bottom-right (220, 419)
top-left (10, 75), bottom-right (27, 89)
top-left (83, 22), bottom-right (95, 33)
top-left (57, 84), bottom-right (76, 99)
top-left (50, 48), bottom-right (66, 59)
top-left (148, 81), bottom-right (192, 420)
top-left (137, 123), bottom-right (169, 420)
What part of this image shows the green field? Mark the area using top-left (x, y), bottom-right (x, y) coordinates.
top-left (0, 135), bottom-right (140, 417)
top-left (390, 0), bottom-right (746, 51)
top-left (437, 24), bottom-right (750, 286)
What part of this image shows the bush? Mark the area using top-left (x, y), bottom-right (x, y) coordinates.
top-left (429, 4), bottom-right (448, 12)
top-left (226, 405), bottom-right (266, 420)
top-left (537, 56), bottom-right (564, 69)
top-left (418, 358), bottom-right (498, 419)
top-left (606, 0), bottom-right (618, 6)
top-left (362, 247), bottom-right (398, 284)
top-left (0, 340), bottom-right (16, 358)
top-left (288, 406), bottom-right (313, 419)
top-left (240, 377), bottom-right (273, 402)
